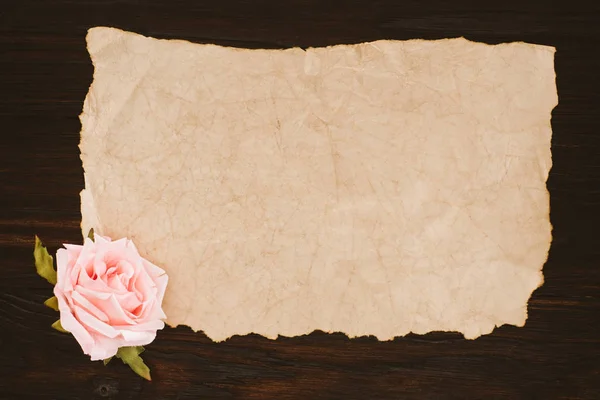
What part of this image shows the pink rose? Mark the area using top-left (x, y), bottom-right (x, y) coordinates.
top-left (54, 235), bottom-right (168, 361)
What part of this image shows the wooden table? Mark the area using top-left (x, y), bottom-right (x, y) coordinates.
top-left (1, 1), bottom-right (599, 398)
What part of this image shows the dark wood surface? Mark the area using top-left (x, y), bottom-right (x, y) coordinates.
top-left (1, 1), bottom-right (599, 399)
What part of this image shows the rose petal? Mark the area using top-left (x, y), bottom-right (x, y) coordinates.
top-left (125, 238), bottom-right (141, 256)
top-left (75, 238), bottom-right (96, 277)
top-left (104, 294), bottom-right (136, 325)
top-left (154, 274), bottom-right (168, 305)
top-left (63, 244), bottom-right (83, 276)
top-left (126, 263), bottom-right (141, 292)
top-left (119, 329), bottom-right (156, 346)
top-left (63, 243), bottom-right (83, 256)
top-left (55, 248), bottom-right (75, 292)
top-left (71, 290), bottom-right (109, 323)
top-left (114, 292), bottom-right (143, 314)
top-left (107, 273), bottom-right (128, 293)
top-left (74, 305), bottom-right (119, 338)
top-left (78, 267), bottom-right (111, 292)
top-left (104, 239), bottom-right (128, 265)
top-left (55, 248), bottom-right (69, 287)
top-left (145, 300), bottom-right (167, 322)
top-left (117, 260), bottom-right (135, 280)
top-left (123, 240), bottom-right (148, 268)
top-left (93, 258), bottom-right (107, 277)
top-left (112, 237), bottom-right (128, 247)
top-left (69, 264), bottom-right (81, 288)
top-left (54, 289), bottom-right (95, 356)
top-left (114, 319), bottom-right (165, 332)
top-left (119, 274), bottom-right (130, 290)
top-left (64, 291), bottom-right (76, 310)
top-left (88, 333), bottom-right (122, 361)
top-left (94, 237), bottom-right (126, 271)
top-left (155, 304), bottom-right (167, 321)
top-left (134, 269), bottom-right (155, 303)
top-left (76, 287), bottom-right (133, 325)
top-left (130, 287), bottom-right (153, 319)
top-left (75, 285), bottom-right (112, 301)
top-left (142, 259), bottom-right (167, 279)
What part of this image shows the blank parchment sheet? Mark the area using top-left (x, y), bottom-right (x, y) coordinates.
top-left (80, 27), bottom-right (558, 341)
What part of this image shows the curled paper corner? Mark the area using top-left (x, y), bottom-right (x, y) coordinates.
top-left (80, 27), bottom-right (557, 342)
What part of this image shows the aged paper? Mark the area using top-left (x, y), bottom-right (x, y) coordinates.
top-left (80, 27), bottom-right (557, 341)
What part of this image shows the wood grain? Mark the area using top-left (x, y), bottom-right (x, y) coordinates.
top-left (1, 1), bottom-right (599, 399)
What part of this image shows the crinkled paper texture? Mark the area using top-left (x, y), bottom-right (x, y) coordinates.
top-left (80, 27), bottom-right (557, 341)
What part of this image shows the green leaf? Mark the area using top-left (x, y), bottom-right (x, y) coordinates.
top-left (103, 357), bottom-right (112, 366)
top-left (116, 345), bottom-right (145, 358)
top-left (87, 228), bottom-right (95, 241)
top-left (51, 320), bottom-right (68, 333)
top-left (44, 296), bottom-right (59, 311)
top-left (34, 236), bottom-right (56, 285)
top-left (115, 346), bottom-right (151, 381)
